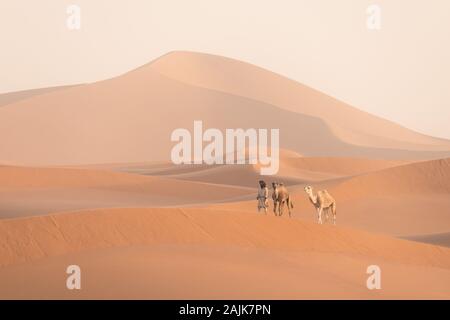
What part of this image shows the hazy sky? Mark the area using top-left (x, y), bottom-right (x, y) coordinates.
top-left (1, 0), bottom-right (449, 139)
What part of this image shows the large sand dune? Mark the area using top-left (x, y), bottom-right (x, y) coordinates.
top-left (1, 52), bottom-right (450, 166)
top-left (149, 51), bottom-right (450, 151)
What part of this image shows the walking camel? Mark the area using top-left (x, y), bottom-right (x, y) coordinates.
top-left (304, 186), bottom-right (336, 224)
top-left (272, 182), bottom-right (293, 217)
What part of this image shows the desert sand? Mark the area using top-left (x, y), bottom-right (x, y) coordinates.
top-left (1, 208), bottom-right (450, 299)
top-left (0, 52), bottom-right (450, 299)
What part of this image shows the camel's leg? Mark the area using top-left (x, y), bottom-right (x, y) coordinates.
top-left (317, 207), bottom-right (323, 224)
top-left (279, 201), bottom-right (284, 216)
top-left (331, 202), bottom-right (336, 225)
top-left (287, 198), bottom-right (292, 218)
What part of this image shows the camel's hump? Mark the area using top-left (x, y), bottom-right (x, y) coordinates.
top-left (318, 189), bottom-right (333, 198)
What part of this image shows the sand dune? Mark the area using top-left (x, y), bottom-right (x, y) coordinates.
top-left (0, 155), bottom-right (412, 219)
top-left (41, 156), bottom-right (448, 239)
top-left (107, 155), bottom-right (408, 187)
top-left (3, 156), bottom-right (446, 236)
top-left (0, 207), bottom-right (449, 299)
top-left (174, 164), bottom-right (307, 188)
top-left (330, 158), bottom-right (450, 198)
top-left (1, 52), bottom-right (450, 166)
top-left (0, 165), bottom-right (252, 218)
top-left (1, 207), bottom-right (446, 267)
top-left (405, 232), bottom-right (450, 248)
top-left (281, 157), bottom-right (407, 178)
top-left (108, 149), bottom-right (304, 178)
top-left (150, 51), bottom-right (450, 151)
top-left (144, 156), bottom-right (406, 188)
top-left (4, 244), bottom-right (450, 299)
top-left (209, 158), bottom-right (450, 237)
top-left (291, 158), bottom-right (450, 236)
top-left (0, 85), bottom-right (81, 108)
top-left (129, 154), bottom-right (308, 188)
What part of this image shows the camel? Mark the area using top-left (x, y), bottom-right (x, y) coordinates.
top-left (272, 182), bottom-right (293, 217)
top-left (304, 186), bottom-right (336, 225)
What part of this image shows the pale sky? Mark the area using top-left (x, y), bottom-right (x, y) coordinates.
top-left (1, 0), bottom-right (449, 139)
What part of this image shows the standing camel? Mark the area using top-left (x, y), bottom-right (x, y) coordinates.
top-left (272, 182), bottom-right (293, 217)
top-left (304, 186), bottom-right (336, 225)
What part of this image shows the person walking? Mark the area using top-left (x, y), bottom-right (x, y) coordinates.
top-left (257, 180), bottom-right (269, 214)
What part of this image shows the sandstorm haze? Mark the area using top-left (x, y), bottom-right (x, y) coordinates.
top-left (1, 0), bottom-right (450, 139)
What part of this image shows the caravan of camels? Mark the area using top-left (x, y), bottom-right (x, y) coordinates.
top-left (257, 180), bottom-right (337, 224)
